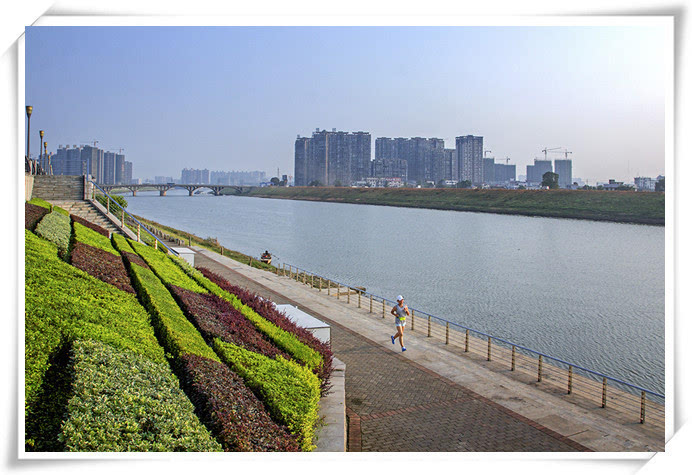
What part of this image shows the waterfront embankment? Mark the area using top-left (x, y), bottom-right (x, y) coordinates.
top-left (236, 187), bottom-right (664, 225)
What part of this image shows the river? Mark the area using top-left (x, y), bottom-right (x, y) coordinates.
top-left (124, 190), bottom-right (665, 394)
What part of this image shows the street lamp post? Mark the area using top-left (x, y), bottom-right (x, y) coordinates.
top-left (44, 142), bottom-right (48, 175)
top-left (39, 130), bottom-right (44, 172)
top-left (25, 106), bottom-right (32, 173)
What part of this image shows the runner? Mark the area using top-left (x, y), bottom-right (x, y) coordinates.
top-left (391, 295), bottom-right (410, 352)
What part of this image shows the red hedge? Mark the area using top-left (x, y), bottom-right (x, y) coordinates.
top-left (196, 267), bottom-right (333, 394)
top-left (177, 354), bottom-right (300, 451)
top-left (121, 251), bottom-right (150, 270)
top-left (70, 242), bottom-right (135, 294)
top-left (25, 203), bottom-right (50, 231)
top-left (169, 285), bottom-right (290, 360)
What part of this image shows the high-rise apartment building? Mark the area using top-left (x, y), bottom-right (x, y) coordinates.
top-left (554, 159), bottom-right (573, 188)
top-left (294, 128), bottom-right (371, 186)
top-left (124, 161), bottom-right (133, 184)
top-left (483, 157), bottom-right (495, 184)
top-left (115, 154), bottom-right (126, 184)
top-left (371, 158), bottom-right (408, 182)
top-left (444, 149), bottom-right (457, 183)
top-left (103, 151), bottom-right (117, 185)
top-left (526, 159), bottom-right (553, 184)
top-left (493, 163), bottom-right (516, 184)
top-left (181, 168), bottom-right (210, 184)
top-left (457, 135), bottom-right (484, 185)
top-left (81, 145), bottom-right (102, 181)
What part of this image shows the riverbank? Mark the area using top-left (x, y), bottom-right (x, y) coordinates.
top-left (238, 187), bottom-right (664, 225)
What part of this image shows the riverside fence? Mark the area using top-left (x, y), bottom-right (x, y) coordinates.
top-left (275, 262), bottom-right (664, 428)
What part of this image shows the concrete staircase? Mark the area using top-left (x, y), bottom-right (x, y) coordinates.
top-left (47, 200), bottom-right (127, 237)
top-left (32, 175), bottom-right (84, 200)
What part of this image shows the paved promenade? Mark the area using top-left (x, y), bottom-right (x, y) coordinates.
top-left (189, 249), bottom-right (663, 452)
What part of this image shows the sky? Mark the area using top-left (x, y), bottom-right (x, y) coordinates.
top-left (24, 24), bottom-right (668, 183)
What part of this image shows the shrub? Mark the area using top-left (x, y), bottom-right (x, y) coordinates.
top-left (25, 202), bottom-right (50, 231)
top-left (169, 285), bottom-right (289, 360)
top-left (61, 339), bottom-right (222, 452)
top-left (28, 197), bottom-right (51, 209)
top-left (172, 260), bottom-right (323, 372)
top-left (111, 234), bottom-right (150, 269)
top-left (25, 230), bottom-right (166, 365)
top-left (71, 214), bottom-right (109, 238)
top-left (70, 242), bottom-right (135, 294)
top-left (73, 222), bottom-right (118, 255)
top-left (198, 267), bottom-right (333, 393)
top-left (34, 211), bottom-right (71, 257)
top-left (131, 240), bottom-right (207, 293)
top-left (213, 339), bottom-right (320, 451)
top-left (113, 239), bottom-right (219, 362)
top-left (25, 230), bottom-right (166, 443)
top-left (177, 354), bottom-right (299, 452)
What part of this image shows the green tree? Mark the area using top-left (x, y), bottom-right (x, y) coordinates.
top-left (270, 177), bottom-right (280, 186)
top-left (541, 172), bottom-right (559, 189)
top-left (456, 180), bottom-right (472, 189)
top-left (655, 177), bottom-right (665, 192)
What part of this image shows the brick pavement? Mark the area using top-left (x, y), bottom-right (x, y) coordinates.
top-left (193, 253), bottom-right (591, 452)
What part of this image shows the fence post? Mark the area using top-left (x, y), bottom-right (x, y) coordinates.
top-left (302, 272), bottom-right (306, 284)
top-left (311, 274), bottom-right (314, 288)
top-left (121, 209), bottom-right (125, 226)
top-left (382, 300), bottom-right (385, 318)
top-left (154, 239), bottom-right (158, 250)
top-left (538, 355), bottom-right (543, 382)
top-left (369, 295), bottom-right (373, 313)
top-left (465, 329), bottom-right (469, 352)
top-left (427, 316), bottom-right (431, 337)
top-left (640, 392), bottom-right (646, 424)
top-left (411, 309), bottom-right (415, 331)
top-left (358, 291), bottom-right (361, 308)
top-left (328, 280), bottom-right (331, 295)
top-left (106, 196), bottom-right (110, 214)
top-left (601, 378), bottom-right (607, 408)
top-left (445, 322), bottom-right (449, 345)
top-left (511, 346), bottom-right (516, 371)
top-left (137, 224), bottom-right (141, 242)
top-left (319, 277), bottom-right (322, 291)
top-left (337, 284), bottom-right (340, 300)
top-left (568, 366), bottom-right (573, 394)
top-left (487, 337), bottom-right (492, 361)
top-left (347, 287), bottom-right (350, 304)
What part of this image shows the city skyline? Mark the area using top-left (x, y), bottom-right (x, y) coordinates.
top-left (25, 24), bottom-right (668, 183)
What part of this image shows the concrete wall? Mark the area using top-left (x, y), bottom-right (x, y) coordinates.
top-left (31, 175), bottom-right (84, 201)
top-left (25, 174), bottom-right (34, 201)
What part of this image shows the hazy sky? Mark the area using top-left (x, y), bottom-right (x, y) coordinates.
top-left (25, 25), bottom-right (667, 183)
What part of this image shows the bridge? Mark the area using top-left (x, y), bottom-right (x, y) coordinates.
top-left (97, 183), bottom-right (255, 196)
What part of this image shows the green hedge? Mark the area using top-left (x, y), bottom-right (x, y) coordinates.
top-left (131, 240), bottom-right (207, 293)
top-left (213, 339), bottom-right (320, 451)
top-left (61, 339), bottom-right (222, 452)
top-left (34, 211), bottom-right (71, 257)
top-left (173, 258), bottom-right (323, 371)
top-left (113, 237), bottom-right (219, 362)
top-left (25, 230), bottom-right (167, 409)
top-left (73, 222), bottom-right (119, 255)
top-left (28, 197), bottom-right (51, 209)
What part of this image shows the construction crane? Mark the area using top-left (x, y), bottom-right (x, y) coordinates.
top-left (80, 140), bottom-right (99, 148)
top-left (541, 147), bottom-right (561, 160)
top-left (504, 157), bottom-right (511, 164)
top-left (561, 149), bottom-right (573, 160)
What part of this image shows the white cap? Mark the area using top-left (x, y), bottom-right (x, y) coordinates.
top-left (396, 295), bottom-right (404, 301)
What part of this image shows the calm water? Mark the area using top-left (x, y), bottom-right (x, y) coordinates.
top-left (125, 190), bottom-right (665, 394)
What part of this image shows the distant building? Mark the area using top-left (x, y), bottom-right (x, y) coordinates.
top-left (294, 128), bottom-right (371, 186)
top-left (493, 163), bottom-right (516, 184)
top-left (82, 145), bottom-right (103, 181)
top-left (634, 177), bottom-right (656, 192)
top-left (124, 161), bottom-right (133, 184)
top-left (526, 159), bottom-right (553, 184)
top-left (210, 170), bottom-right (267, 185)
top-left (456, 135), bottom-right (484, 185)
top-left (371, 158), bottom-right (408, 182)
top-left (154, 176), bottom-right (174, 184)
top-left (554, 159), bottom-right (573, 188)
top-left (103, 151), bottom-right (117, 185)
top-left (483, 157), bottom-right (495, 184)
top-left (181, 168), bottom-right (210, 184)
top-left (444, 149), bottom-right (457, 183)
top-left (115, 154), bottom-right (126, 184)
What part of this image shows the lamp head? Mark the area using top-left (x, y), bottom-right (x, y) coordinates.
top-left (40, 130), bottom-right (44, 138)
top-left (26, 106), bottom-right (32, 117)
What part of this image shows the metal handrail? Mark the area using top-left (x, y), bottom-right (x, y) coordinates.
top-left (89, 180), bottom-right (179, 256)
top-left (279, 261), bottom-right (664, 402)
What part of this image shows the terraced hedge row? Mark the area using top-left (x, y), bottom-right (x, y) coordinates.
top-left (169, 257), bottom-right (324, 372)
top-left (25, 203), bottom-right (50, 231)
top-left (199, 267), bottom-right (333, 393)
top-left (213, 339), bottom-right (321, 451)
top-left (62, 339), bottom-right (221, 452)
top-left (34, 211), bottom-right (71, 257)
top-left (25, 230), bottom-right (216, 451)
